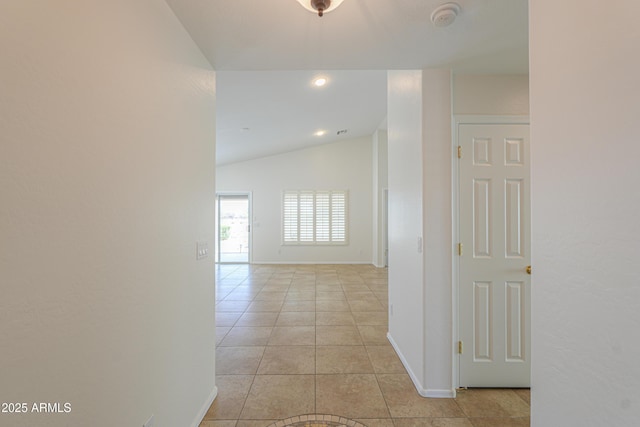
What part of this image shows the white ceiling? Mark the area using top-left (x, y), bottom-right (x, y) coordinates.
top-left (165, 0), bottom-right (529, 164)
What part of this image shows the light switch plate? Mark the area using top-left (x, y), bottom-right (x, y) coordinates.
top-left (196, 241), bottom-right (209, 260)
top-left (143, 415), bottom-right (154, 427)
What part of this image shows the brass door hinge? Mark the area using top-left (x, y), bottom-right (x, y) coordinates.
top-left (457, 146), bottom-right (462, 159)
top-left (457, 243), bottom-right (463, 256)
top-left (458, 341), bottom-right (463, 354)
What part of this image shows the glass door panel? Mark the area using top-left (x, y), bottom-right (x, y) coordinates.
top-left (216, 194), bottom-right (250, 263)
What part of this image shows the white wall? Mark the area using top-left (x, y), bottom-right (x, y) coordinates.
top-left (422, 69), bottom-right (453, 397)
top-left (0, 1), bottom-right (216, 427)
top-left (216, 137), bottom-right (373, 264)
top-left (530, 1), bottom-right (640, 425)
top-left (453, 74), bottom-right (529, 116)
top-left (387, 70), bottom-right (426, 391)
top-left (387, 70), bottom-right (454, 397)
top-left (372, 129), bottom-right (389, 267)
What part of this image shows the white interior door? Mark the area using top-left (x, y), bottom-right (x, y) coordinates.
top-left (458, 123), bottom-right (531, 387)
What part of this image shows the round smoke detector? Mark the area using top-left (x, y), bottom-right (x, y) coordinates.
top-left (431, 2), bottom-right (461, 27)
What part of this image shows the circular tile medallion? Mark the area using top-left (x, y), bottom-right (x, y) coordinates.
top-left (266, 414), bottom-right (367, 427)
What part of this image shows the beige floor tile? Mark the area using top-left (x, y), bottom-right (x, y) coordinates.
top-left (216, 312), bottom-right (243, 327)
top-left (315, 282), bottom-right (341, 288)
top-left (236, 312), bottom-right (279, 327)
top-left (290, 284), bottom-right (317, 291)
top-left (468, 418), bottom-right (530, 427)
top-left (316, 325), bottom-right (363, 345)
top-left (316, 346), bottom-right (374, 374)
top-left (393, 418), bottom-right (473, 427)
top-left (339, 277), bottom-right (365, 285)
top-left (211, 264), bottom-right (529, 426)
top-left (216, 347), bottom-right (265, 375)
top-left (316, 300), bottom-right (351, 312)
top-left (224, 290), bottom-right (259, 301)
top-left (353, 311), bottom-right (388, 326)
top-left (316, 374), bottom-right (390, 419)
top-left (316, 284), bottom-right (343, 292)
top-left (203, 375), bottom-right (254, 420)
top-left (261, 284), bottom-right (291, 293)
top-left (281, 300), bottom-right (316, 312)
top-left (455, 389), bottom-right (530, 418)
top-left (343, 287), bottom-right (373, 295)
top-left (373, 291), bottom-right (388, 301)
top-left (217, 300), bottom-right (252, 312)
top-left (264, 279), bottom-right (292, 287)
top-left (240, 375), bottom-right (315, 420)
top-left (348, 299), bottom-right (385, 312)
top-left (216, 327), bottom-right (231, 346)
top-left (377, 374), bottom-right (464, 418)
top-left (354, 419), bottom-right (395, 427)
top-left (368, 283), bottom-right (389, 292)
top-left (235, 421), bottom-right (277, 427)
top-left (514, 389), bottom-right (530, 405)
top-left (366, 346), bottom-right (406, 374)
top-left (357, 325), bottom-right (389, 345)
top-left (276, 311), bottom-right (315, 326)
top-left (345, 291), bottom-right (377, 300)
top-left (268, 326), bottom-right (316, 345)
top-left (285, 291), bottom-right (316, 301)
top-left (254, 291), bottom-right (287, 301)
top-left (257, 346), bottom-right (315, 374)
top-left (216, 291), bottom-right (232, 302)
top-left (199, 420), bottom-right (238, 427)
top-left (316, 311), bottom-right (356, 326)
top-left (246, 300), bottom-right (284, 312)
top-left (316, 291), bottom-right (347, 300)
top-left (219, 327), bottom-right (273, 347)
top-left (290, 280), bottom-right (317, 288)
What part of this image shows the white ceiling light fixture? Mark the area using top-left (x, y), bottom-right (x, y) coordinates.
top-left (314, 130), bottom-right (327, 136)
top-left (431, 2), bottom-right (461, 27)
top-left (296, 0), bottom-right (345, 17)
top-left (313, 77), bottom-right (327, 87)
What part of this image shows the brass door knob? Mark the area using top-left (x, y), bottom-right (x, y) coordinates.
top-left (526, 265), bottom-right (532, 275)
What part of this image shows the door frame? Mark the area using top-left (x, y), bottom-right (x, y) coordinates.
top-left (215, 191), bottom-right (253, 264)
top-left (451, 115), bottom-right (530, 391)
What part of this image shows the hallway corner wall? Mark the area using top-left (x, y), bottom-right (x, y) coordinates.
top-left (0, 1), bottom-right (217, 426)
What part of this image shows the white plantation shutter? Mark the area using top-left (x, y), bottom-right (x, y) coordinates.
top-left (315, 192), bottom-right (330, 242)
top-left (331, 191), bottom-right (346, 242)
top-left (283, 192), bottom-right (298, 242)
top-left (282, 190), bottom-right (348, 245)
top-left (299, 191), bottom-right (314, 242)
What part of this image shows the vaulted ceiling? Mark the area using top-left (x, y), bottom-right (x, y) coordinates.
top-left (165, 0), bottom-right (529, 164)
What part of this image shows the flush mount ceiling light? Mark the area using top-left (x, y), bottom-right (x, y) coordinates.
top-left (296, 0), bottom-right (345, 17)
top-left (314, 130), bottom-right (327, 136)
top-left (313, 77), bottom-right (328, 87)
top-left (431, 2), bottom-right (461, 27)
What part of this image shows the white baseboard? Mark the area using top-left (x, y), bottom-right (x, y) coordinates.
top-left (387, 333), bottom-right (455, 399)
top-left (424, 388), bottom-right (456, 398)
top-left (191, 386), bottom-right (217, 427)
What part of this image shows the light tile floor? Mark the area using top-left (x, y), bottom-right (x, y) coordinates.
top-left (202, 264), bottom-right (530, 427)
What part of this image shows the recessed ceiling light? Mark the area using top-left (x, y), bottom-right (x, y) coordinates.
top-left (314, 130), bottom-right (327, 136)
top-left (313, 77), bottom-right (327, 87)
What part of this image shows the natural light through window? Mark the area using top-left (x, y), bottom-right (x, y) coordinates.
top-left (283, 190), bottom-right (348, 245)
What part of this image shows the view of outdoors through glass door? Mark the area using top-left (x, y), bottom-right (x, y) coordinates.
top-left (215, 194), bottom-right (250, 263)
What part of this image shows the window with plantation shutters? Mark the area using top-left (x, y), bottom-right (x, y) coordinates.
top-left (282, 190), bottom-right (348, 245)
